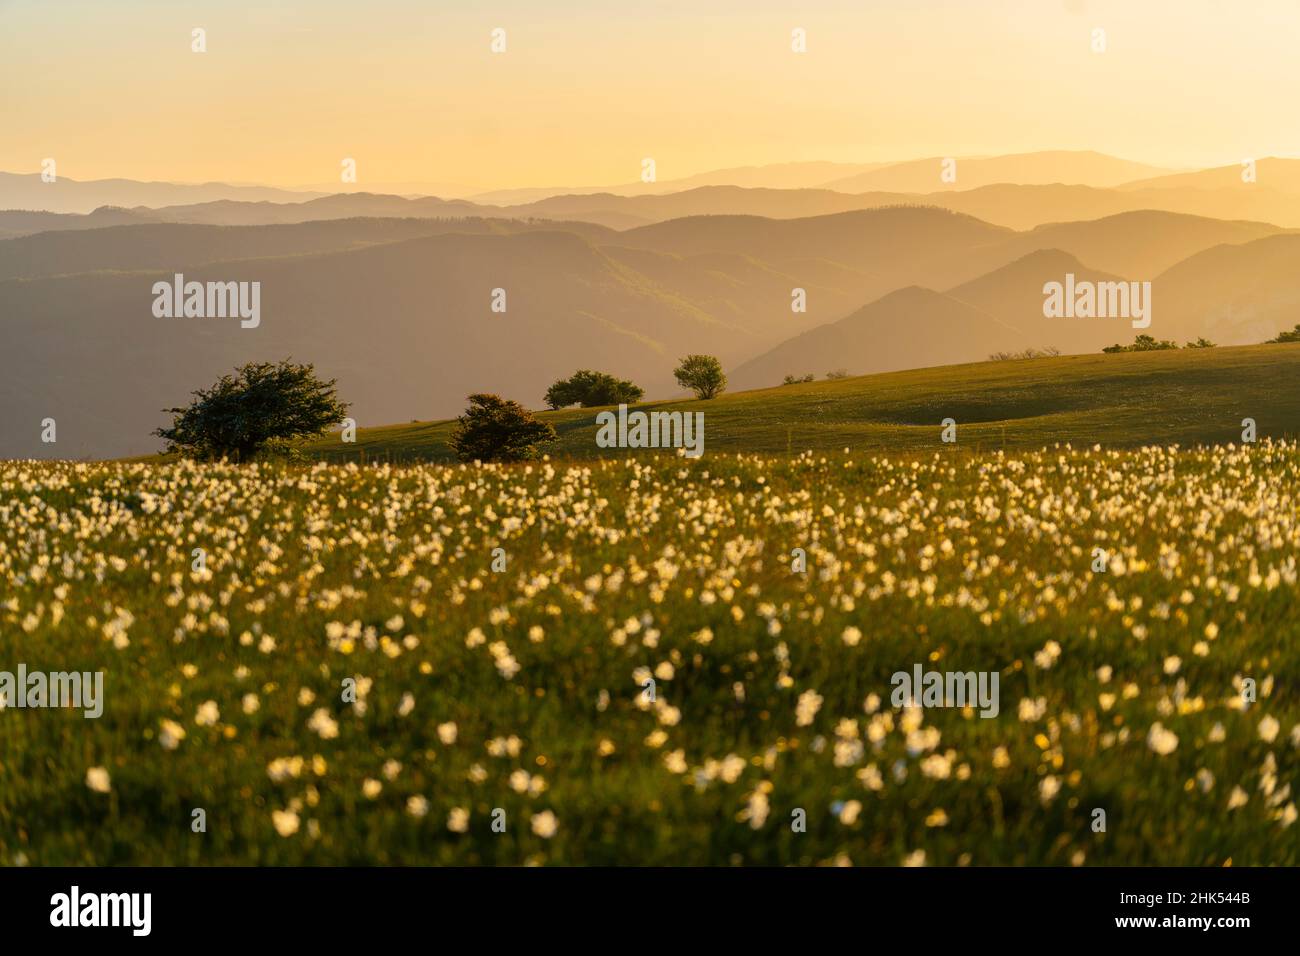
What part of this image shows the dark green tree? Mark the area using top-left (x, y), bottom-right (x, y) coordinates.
top-left (448, 393), bottom-right (558, 463)
top-left (544, 370), bottom-right (644, 409)
top-left (1265, 324), bottom-right (1300, 344)
top-left (155, 359), bottom-right (349, 461)
top-left (673, 354), bottom-right (727, 399)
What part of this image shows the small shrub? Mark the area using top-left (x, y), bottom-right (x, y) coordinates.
top-left (448, 393), bottom-right (557, 463)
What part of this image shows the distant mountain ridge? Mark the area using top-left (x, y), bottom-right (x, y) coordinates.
top-left (730, 286), bottom-right (1026, 390)
top-left (0, 171), bottom-right (326, 216)
top-left (15, 165), bottom-right (1300, 242)
top-left (0, 151), bottom-right (1180, 217)
top-left (819, 150), bottom-right (1174, 193)
top-left (5, 195), bottom-right (1300, 459)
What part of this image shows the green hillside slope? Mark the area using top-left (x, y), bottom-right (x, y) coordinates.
top-left (306, 342), bottom-right (1300, 464)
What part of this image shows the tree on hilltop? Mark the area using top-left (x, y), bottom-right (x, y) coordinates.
top-left (1265, 324), bottom-right (1300, 344)
top-left (544, 370), bottom-right (644, 409)
top-left (155, 360), bottom-right (348, 461)
top-left (448, 393), bottom-right (557, 463)
top-left (674, 354), bottom-right (726, 400)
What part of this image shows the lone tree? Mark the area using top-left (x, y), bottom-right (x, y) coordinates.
top-left (155, 359), bottom-right (348, 461)
top-left (545, 370), bottom-right (644, 409)
top-left (448, 393), bottom-right (557, 463)
top-left (674, 354), bottom-right (727, 400)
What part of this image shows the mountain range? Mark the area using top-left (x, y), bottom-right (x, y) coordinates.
top-left (5, 151), bottom-right (1300, 459)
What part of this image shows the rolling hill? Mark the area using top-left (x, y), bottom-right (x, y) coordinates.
top-left (599, 244), bottom-right (861, 342)
top-left (9, 201), bottom-right (1300, 462)
top-left (135, 192), bottom-right (498, 227)
top-left (0, 229), bottom-right (777, 459)
top-left (1150, 233), bottom-right (1300, 346)
top-left (821, 150), bottom-right (1173, 193)
top-left (1118, 157), bottom-right (1300, 193)
top-left (932, 182), bottom-right (1300, 232)
top-left (15, 174), bottom-right (1300, 244)
top-left (991, 210), bottom-right (1289, 278)
top-left (303, 343), bottom-right (1300, 464)
top-left (506, 186), bottom-right (887, 227)
top-left (943, 249), bottom-right (1128, 354)
top-left (0, 171), bottom-right (325, 215)
top-left (467, 161), bottom-right (890, 203)
top-left (617, 206), bottom-right (1014, 292)
top-left (0, 217), bottom-right (620, 281)
top-left (729, 286), bottom-right (1025, 390)
top-left (0, 206), bottom-right (159, 240)
top-left (615, 207), bottom-right (1288, 293)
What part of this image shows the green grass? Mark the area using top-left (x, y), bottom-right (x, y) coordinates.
top-left (11, 345), bottom-right (1300, 865)
top-left (305, 343), bottom-right (1300, 464)
top-left (2, 443), bottom-right (1297, 865)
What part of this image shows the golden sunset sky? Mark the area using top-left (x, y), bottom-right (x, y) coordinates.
top-left (3, 0), bottom-right (1298, 191)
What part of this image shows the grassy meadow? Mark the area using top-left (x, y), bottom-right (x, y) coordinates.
top-left (2, 435), bottom-right (1297, 864)
top-left (306, 343), bottom-right (1300, 464)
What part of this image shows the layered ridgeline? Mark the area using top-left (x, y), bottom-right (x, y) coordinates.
top-left (7, 143), bottom-right (1300, 468)
top-left (3, 150), bottom-right (1170, 215)
top-left (16, 155), bottom-right (1300, 238)
top-left (5, 193), bottom-right (1300, 459)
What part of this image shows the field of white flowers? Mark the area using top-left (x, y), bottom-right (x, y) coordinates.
top-left (1, 443), bottom-right (1297, 865)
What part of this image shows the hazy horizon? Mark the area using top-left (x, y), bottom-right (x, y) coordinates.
top-left (6, 0), bottom-right (1300, 191)
top-left (0, 148), bottom-right (1199, 198)
top-left (0, 150), bottom-right (1198, 196)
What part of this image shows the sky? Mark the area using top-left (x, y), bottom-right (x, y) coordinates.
top-left (3, 0), bottom-right (1299, 191)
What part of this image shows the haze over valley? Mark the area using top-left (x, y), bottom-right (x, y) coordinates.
top-left (5, 148), bottom-right (1300, 458)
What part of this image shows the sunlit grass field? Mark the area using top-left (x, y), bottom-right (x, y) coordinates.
top-left (2, 442), bottom-right (1297, 865)
top-left (305, 343), bottom-right (1300, 464)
